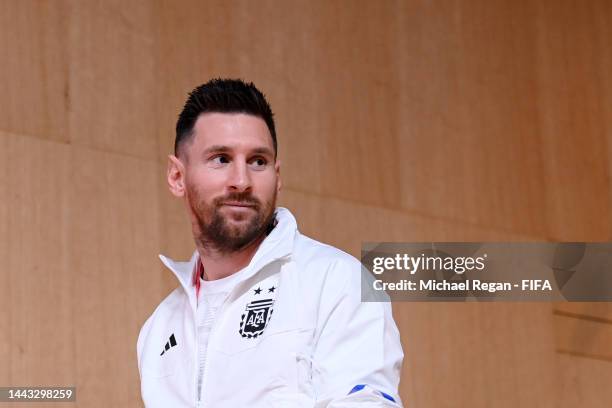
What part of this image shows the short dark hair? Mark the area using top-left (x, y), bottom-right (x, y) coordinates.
top-left (175, 78), bottom-right (277, 159)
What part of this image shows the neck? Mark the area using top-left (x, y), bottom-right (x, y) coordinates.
top-left (195, 234), bottom-right (266, 281)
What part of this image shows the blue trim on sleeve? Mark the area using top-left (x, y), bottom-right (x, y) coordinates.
top-left (380, 391), bottom-right (396, 402)
top-left (349, 384), bottom-right (366, 394)
top-left (348, 384), bottom-right (396, 403)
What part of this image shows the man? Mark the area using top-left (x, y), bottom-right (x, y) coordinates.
top-left (137, 78), bottom-right (404, 407)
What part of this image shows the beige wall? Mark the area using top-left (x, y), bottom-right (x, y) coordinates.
top-left (1, 0), bottom-right (611, 406)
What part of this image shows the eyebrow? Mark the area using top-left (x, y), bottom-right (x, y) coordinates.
top-left (203, 145), bottom-right (275, 157)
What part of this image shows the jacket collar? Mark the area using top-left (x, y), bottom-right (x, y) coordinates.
top-left (158, 207), bottom-right (298, 309)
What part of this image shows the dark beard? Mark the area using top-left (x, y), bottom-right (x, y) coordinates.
top-left (190, 189), bottom-right (276, 255)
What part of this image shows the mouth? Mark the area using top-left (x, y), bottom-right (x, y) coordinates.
top-left (221, 201), bottom-right (257, 209)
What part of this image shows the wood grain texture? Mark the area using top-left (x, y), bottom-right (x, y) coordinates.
top-left (0, 130), bottom-right (164, 406)
top-left (0, 131), bottom-right (74, 390)
top-left (555, 312), bottom-right (612, 361)
top-left (555, 354), bottom-right (612, 407)
top-left (0, 1), bottom-right (69, 142)
top-left (68, 0), bottom-right (159, 159)
top-left (534, 0), bottom-right (612, 240)
top-left (395, 0), bottom-right (551, 238)
top-left (554, 303), bottom-right (612, 321)
top-left (395, 303), bottom-right (556, 408)
top-left (68, 144), bottom-right (163, 406)
top-left (278, 188), bottom-right (536, 257)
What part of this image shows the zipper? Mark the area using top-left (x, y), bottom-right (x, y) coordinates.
top-left (197, 293), bottom-right (230, 407)
top-left (196, 295), bottom-right (221, 407)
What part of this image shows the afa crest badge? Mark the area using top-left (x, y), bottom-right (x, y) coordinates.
top-left (239, 299), bottom-right (274, 338)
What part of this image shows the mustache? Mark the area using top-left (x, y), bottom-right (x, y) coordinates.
top-left (214, 192), bottom-right (260, 207)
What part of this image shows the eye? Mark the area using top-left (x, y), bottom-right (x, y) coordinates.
top-left (209, 154), bottom-right (230, 167)
top-left (249, 156), bottom-right (268, 170)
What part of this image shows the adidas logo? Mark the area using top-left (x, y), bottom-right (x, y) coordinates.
top-left (160, 333), bottom-right (177, 356)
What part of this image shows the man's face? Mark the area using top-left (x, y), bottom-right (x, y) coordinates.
top-left (172, 112), bottom-right (281, 254)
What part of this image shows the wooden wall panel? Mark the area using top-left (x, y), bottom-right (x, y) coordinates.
top-left (0, 1), bottom-right (69, 142)
top-left (601, 3), bottom-right (612, 240)
top-left (396, 98), bottom-right (548, 237)
top-left (0, 137), bottom-right (7, 387)
top-left (68, 0), bottom-right (159, 160)
top-left (0, 132), bottom-right (74, 408)
top-left (555, 354), bottom-right (612, 407)
top-left (0, 130), bottom-right (164, 406)
top-left (291, 0), bottom-right (402, 208)
top-left (535, 0), bottom-right (612, 240)
top-left (395, 1), bottom-right (549, 237)
top-left (278, 188), bottom-right (535, 257)
top-left (554, 303), bottom-right (612, 321)
top-left (69, 145), bottom-right (163, 406)
top-left (396, 303), bottom-right (556, 408)
top-left (554, 312), bottom-right (612, 361)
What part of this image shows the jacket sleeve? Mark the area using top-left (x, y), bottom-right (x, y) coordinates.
top-left (136, 314), bottom-right (153, 379)
top-left (311, 258), bottom-right (404, 407)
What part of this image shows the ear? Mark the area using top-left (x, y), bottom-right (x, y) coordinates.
top-left (274, 159), bottom-right (282, 192)
top-left (167, 154), bottom-right (186, 197)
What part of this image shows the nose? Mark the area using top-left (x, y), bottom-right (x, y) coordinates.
top-left (228, 160), bottom-right (252, 192)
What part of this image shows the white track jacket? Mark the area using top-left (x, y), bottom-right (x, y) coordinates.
top-left (137, 207), bottom-right (404, 407)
